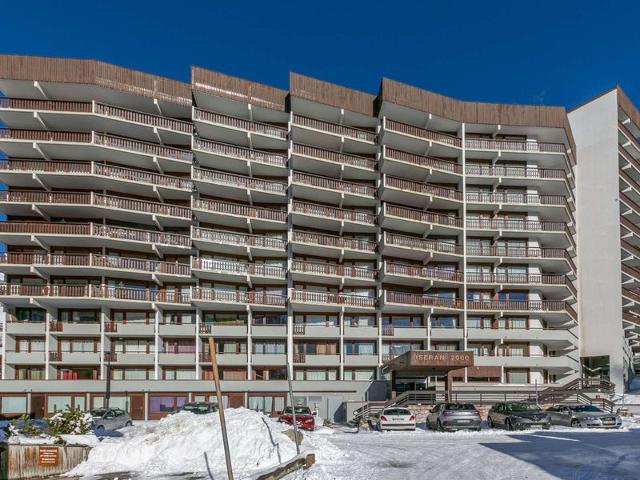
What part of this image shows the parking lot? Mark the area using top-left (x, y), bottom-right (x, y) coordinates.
top-left (297, 419), bottom-right (640, 480)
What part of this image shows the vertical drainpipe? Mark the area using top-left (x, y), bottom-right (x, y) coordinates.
top-left (461, 123), bottom-right (468, 384)
top-left (247, 307), bottom-right (253, 381)
top-left (1, 307), bottom-right (6, 380)
top-left (286, 118), bottom-right (294, 381)
top-left (195, 307), bottom-right (201, 379)
top-left (376, 121), bottom-right (383, 380)
top-left (99, 306), bottom-right (107, 380)
top-left (45, 308), bottom-right (51, 380)
top-left (154, 307), bottom-right (160, 380)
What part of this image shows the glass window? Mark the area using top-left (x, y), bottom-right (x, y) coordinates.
top-left (506, 370), bottom-right (529, 384)
top-left (1, 397), bottom-right (27, 414)
top-left (431, 316), bottom-right (457, 328)
top-left (47, 395), bottom-right (72, 413)
top-left (15, 308), bottom-right (45, 322)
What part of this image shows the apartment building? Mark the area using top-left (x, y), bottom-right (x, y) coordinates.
top-left (0, 54), bottom-right (579, 420)
top-left (569, 87), bottom-right (640, 391)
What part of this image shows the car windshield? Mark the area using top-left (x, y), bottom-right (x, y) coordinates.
top-left (569, 405), bottom-right (603, 413)
top-left (90, 408), bottom-right (108, 417)
top-left (444, 404), bottom-right (475, 411)
top-left (282, 406), bottom-right (311, 415)
top-left (183, 404), bottom-right (213, 413)
top-left (506, 403), bottom-right (541, 412)
top-left (383, 408), bottom-right (411, 416)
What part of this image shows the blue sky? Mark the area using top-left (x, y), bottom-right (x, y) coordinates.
top-left (2, 0), bottom-right (639, 109)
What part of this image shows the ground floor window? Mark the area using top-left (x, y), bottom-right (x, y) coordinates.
top-left (344, 369), bottom-right (376, 381)
top-left (149, 395), bottom-right (188, 418)
top-left (248, 394), bottom-right (285, 415)
top-left (47, 394), bottom-right (85, 414)
top-left (1, 396), bottom-right (27, 415)
top-left (505, 368), bottom-right (529, 384)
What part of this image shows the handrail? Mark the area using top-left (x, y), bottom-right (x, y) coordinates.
top-left (193, 108), bottom-right (287, 139)
top-left (465, 137), bottom-right (567, 154)
top-left (293, 114), bottom-right (376, 142)
top-left (465, 272), bottom-right (567, 285)
top-left (193, 198), bottom-right (286, 222)
top-left (191, 287), bottom-right (286, 306)
top-left (384, 232), bottom-right (463, 255)
top-left (291, 230), bottom-right (376, 252)
top-left (384, 291), bottom-right (464, 309)
top-left (290, 289), bottom-right (376, 307)
top-left (93, 132), bottom-right (192, 162)
top-left (466, 218), bottom-right (566, 232)
top-left (291, 143), bottom-right (376, 170)
top-left (466, 245), bottom-right (567, 259)
top-left (293, 202), bottom-right (376, 224)
top-left (191, 258), bottom-right (286, 278)
top-left (193, 137), bottom-right (288, 168)
top-left (466, 299), bottom-right (574, 315)
top-left (385, 118), bottom-right (462, 148)
top-left (385, 204), bottom-right (462, 228)
top-left (384, 146), bottom-right (461, 173)
top-left (465, 163), bottom-right (566, 180)
top-left (192, 226), bottom-right (286, 250)
top-left (192, 167), bottom-right (287, 194)
top-left (291, 260), bottom-right (376, 280)
top-left (292, 171), bottom-right (375, 197)
top-left (466, 192), bottom-right (566, 206)
top-left (384, 262), bottom-right (463, 282)
top-left (385, 176), bottom-right (462, 201)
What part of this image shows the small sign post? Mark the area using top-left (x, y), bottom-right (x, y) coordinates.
top-left (38, 446), bottom-right (59, 467)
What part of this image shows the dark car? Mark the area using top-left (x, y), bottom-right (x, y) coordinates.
top-left (179, 402), bottom-right (217, 414)
top-left (426, 403), bottom-right (482, 431)
top-left (488, 402), bottom-right (551, 430)
top-left (278, 406), bottom-right (315, 431)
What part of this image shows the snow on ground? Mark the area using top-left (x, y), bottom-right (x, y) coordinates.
top-left (68, 408), bottom-right (305, 479)
top-left (292, 418), bottom-right (640, 480)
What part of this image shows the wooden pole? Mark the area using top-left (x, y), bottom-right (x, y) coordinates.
top-left (286, 361), bottom-right (301, 455)
top-left (208, 337), bottom-right (234, 480)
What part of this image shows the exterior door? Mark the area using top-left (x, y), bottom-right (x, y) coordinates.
top-left (130, 394), bottom-right (145, 420)
top-left (31, 394), bottom-right (45, 419)
top-left (227, 393), bottom-right (245, 408)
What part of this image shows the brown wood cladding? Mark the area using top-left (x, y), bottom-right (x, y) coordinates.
top-left (617, 87), bottom-right (640, 133)
top-left (290, 73), bottom-right (376, 117)
top-left (191, 66), bottom-right (288, 112)
top-left (0, 55), bottom-right (191, 105)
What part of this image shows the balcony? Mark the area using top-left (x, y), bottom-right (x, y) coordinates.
top-left (465, 137), bottom-right (570, 162)
top-left (382, 262), bottom-right (463, 286)
top-left (0, 98), bottom-right (192, 144)
top-left (192, 137), bottom-right (287, 176)
top-left (291, 114), bottom-right (376, 153)
top-left (199, 323), bottom-right (248, 337)
top-left (0, 160), bottom-right (193, 199)
top-left (290, 143), bottom-right (376, 179)
top-left (0, 252), bottom-right (190, 281)
top-left (381, 117), bottom-right (462, 155)
top-left (381, 203), bottom-right (462, 234)
top-left (466, 192), bottom-right (572, 223)
top-left (191, 258), bottom-right (287, 282)
top-left (191, 287), bottom-right (286, 309)
top-left (466, 218), bottom-right (570, 239)
top-left (291, 201), bottom-right (376, 232)
top-left (291, 260), bottom-right (376, 285)
top-left (193, 108), bottom-right (287, 149)
top-left (191, 226), bottom-right (286, 256)
top-left (473, 354), bottom-right (578, 369)
top-left (192, 198), bottom-right (287, 229)
top-left (0, 129), bottom-right (193, 172)
top-left (381, 232), bottom-right (463, 261)
top-left (291, 230), bottom-right (376, 258)
top-left (465, 272), bottom-right (571, 289)
top-left (0, 284), bottom-right (190, 307)
top-left (466, 244), bottom-right (576, 275)
top-left (292, 323), bottom-right (340, 338)
top-left (381, 146), bottom-right (462, 181)
top-left (465, 163), bottom-right (569, 184)
top-left (292, 352), bottom-right (341, 367)
top-left (291, 172), bottom-right (376, 206)
top-left (289, 289), bottom-right (376, 311)
top-left (467, 327), bottom-right (577, 343)
top-left (382, 175), bottom-right (462, 208)
top-left (0, 190), bottom-right (192, 227)
top-left (383, 291), bottom-right (464, 312)
top-left (192, 167), bottom-right (287, 202)
top-left (466, 300), bottom-right (577, 321)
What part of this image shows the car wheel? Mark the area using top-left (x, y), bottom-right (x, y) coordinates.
top-left (487, 417), bottom-right (494, 428)
top-left (505, 419), bottom-right (513, 431)
top-left (570, 419), bottom-right (580, 428)
top-left (437, 420), bottom-right (444, 432)
top-left (96, 425), bottom-right (105, 432)
top-left (125, 421), bottom-right (133, 427)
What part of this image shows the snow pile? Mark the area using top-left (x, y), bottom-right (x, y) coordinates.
top-left (68, 408), bottom-right (301, 478)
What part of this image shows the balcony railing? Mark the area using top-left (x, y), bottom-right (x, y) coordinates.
top-left (0, 159), bottom-right (194, 191)
top-left (191, 226), bottom-right (286, 250)
top-left (465, 164), bottom-right (566, 180)
top-left (290, 289), bottom-right (376, 308)
top-left (465, 192), bottom-right (566, 206)
top-left (0, 98), bottom-right (192, 133)
top-left (0, 284), bottom-right (190, 303)
top-left (291, 260), bottom-right (376, 280)
top-left (467, 300), bottom-right (575, 317)
top-left (384, 291), bottom-right (464, 309)
top-left (191, 258), bottom-right (286, 278)
top-left (384, 147), bottom-right (462, 174)
top-left (0, 253), bottom-right (190, 276)
top-left (193, 198), bottom-right (286, 222)
top-left (384, 262), bottom-right (463, 282)
top-left (466, 218), bottom-right (566, 232)
top-left (293, 114), bottom-right (376, 143)
top-left (384, 204), bottom-right (462, 228)
top-left (193, 108), bottom-right (287, 139)
top-left (291, 143), bottom-right (376, 170)
top-left (193, 138), bottom-right (288, 168)
top-left (384, 118), bottom-right (462, 148)
top-left (291, 231), bottom-right (376, 252)
top-left (191, 287), bottom-right (286, 306)
top-left (465, 245), bottom-right (566, 259)
top-left (192, 168), bottom-right (287, 195)
top-left (465, 138), bottom-right (567, 154)
top-left (292, 172), bottom-right (376, 197)
top-left (0, 190), bottom-right (192, 219)
top-left (93, 132), bottom-right (192, 162)
top-left (385, 176), bottom-right (462, 201)
top-left (292, 202), bottom-right (376, 225)
top-left (384, 232), bottom-right (463, 255)
top-left (465, 272), bottom-right (567, 285)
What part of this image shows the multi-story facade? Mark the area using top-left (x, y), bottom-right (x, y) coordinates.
top-left (0, 54), bottom-right (579, 420)
top-left (569, 87), bottom-right (640, 391)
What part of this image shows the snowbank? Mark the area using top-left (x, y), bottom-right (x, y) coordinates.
top-left (68, 408), bottom-right (302, 478)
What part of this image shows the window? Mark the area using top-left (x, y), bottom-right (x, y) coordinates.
top-left (254, 367), bottom-right (287, 380)
top-left (248, 395), bottom-right (285, 415)
top-left (114, 338), bottom-right (154, 354)
top-left (16, 337), bottom-right (45, 352)
top-left (345, 315), bottom-right (376, 327)
top-left (164, 339), bottom-right (196, 354)
top-left (59, 310), bottom-right (99, 323)
top-left (295, 369), bottom-right (337, 381)
top-left (468, 343), bottom-right (493, 356)
top-left (467, 316), bottom-right (492, 329)
top-left (344, 369), bottom-right (375, 381)
top-left (203, 312), bottom-right (247, 325)
top-left (59, 368), bottom-right (97, 380)
top-left (506, 369), bottom-right (529, 384)
top-left (59, 338), bottom-right (98, 353)
top-left (294, 314), bottom-right (338, 326)
top-left (433, 343), bottom-right (458, 351)
top-left (112, 368), bottom-right (151, 380)
top-left (253, 342), bottom-right (286, 354)
top-left (15, 367), bottom-right (45, 380)
top-left (252, 313), bottom-right (287, 325)
top-left (112, 311), bottom-right (153, 324)
top-left (149, 395), bottom-right (187, 417)
top-left (163, 311), bottom-right (195, 324)
top-left (344, 342), bottom-right (376, 355)
top-left (1, 396), bottom-right (27, 415)
top-left (383, 315), bottom-right (422, 327)
top-left (295, 342), bottom-right (337, 354)
top-left (430, 316), bottom-right (458, 328)
top-left (15, 308), bottom-right (45, 322)
top-left (164, 368), bottom-right (196, 380)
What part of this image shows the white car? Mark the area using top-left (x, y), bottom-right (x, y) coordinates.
top-left (375, 407), bottom-right (416, 431)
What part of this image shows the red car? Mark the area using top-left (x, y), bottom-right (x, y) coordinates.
top-left (278, 406), bottom-right (315, 431)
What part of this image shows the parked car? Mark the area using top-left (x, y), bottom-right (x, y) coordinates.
top-left (546, 404), bottom-right (622, 428)
top-left (278, 406), bottom-right (315, 431)
top-left (426, 403), bottom-right (481, 432)
top-left (487, 402), bottom-right (551, 430)
top-left (179, 402), bottom-right (217, 414)
top-left (375, 407), bottom-right (416, 431)
top-left (90, 408), bottom-right (132, 431)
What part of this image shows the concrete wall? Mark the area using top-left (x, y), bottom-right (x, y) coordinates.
top-left (569, 90), bottom-right (626, 392)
